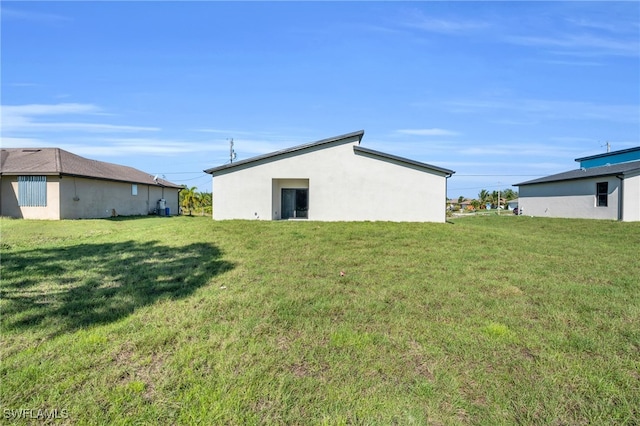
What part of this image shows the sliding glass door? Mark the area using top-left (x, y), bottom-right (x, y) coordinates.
top-left (281, 188), bottom-right (308, 219)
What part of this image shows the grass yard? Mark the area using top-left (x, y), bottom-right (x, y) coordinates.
top-left (1, 215), bottom-right (638, 425)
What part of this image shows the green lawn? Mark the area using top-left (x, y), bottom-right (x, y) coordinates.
top-left (1, 215), bottom-right (638, 425)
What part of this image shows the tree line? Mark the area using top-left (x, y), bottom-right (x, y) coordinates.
top-left (455, 188), bottom-right (518, 210)
top-left (179, 186), bottom-right (212, 216)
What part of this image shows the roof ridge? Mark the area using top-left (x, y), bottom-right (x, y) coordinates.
top-left (54, 148), bottom-right (62, 173)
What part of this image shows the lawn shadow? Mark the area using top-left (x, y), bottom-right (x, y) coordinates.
top-left (104, 215), bottom-right (176, 221)
top-left (1, 240), bottom-right (233, 335)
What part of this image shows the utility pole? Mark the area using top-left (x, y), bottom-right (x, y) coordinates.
top-left (497, 181), bottom-right (500, 215)
top-left (229, 138), bottom-right (237, 164)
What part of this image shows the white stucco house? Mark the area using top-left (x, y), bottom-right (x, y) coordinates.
top-left (515, 146), bottom-right (640, 221)
top-left (204, 130), bottom-right (455, 222)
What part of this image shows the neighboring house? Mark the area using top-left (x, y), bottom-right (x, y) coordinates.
top-left (459, 199), bottom-right (474, 211)
top-left (0, 148), bottom-right (182, 219)
top-left (204, 130), bottom-right (455, 222)
top-left (515, 146), bottom-right (640, 221)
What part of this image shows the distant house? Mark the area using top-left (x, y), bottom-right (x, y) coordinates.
top-left (204, 130), bottom-right (455, 222)
top-left (0, 148), bottom-right (182, 219)
top-left (515, 147), bottom-right (640, 221)
top-left (459, 199), bottom-right (474, 211)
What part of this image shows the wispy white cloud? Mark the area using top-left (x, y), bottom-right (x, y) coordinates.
top-left (396, 128), bottom-right (460, 136)
top-left (401, 10), bottom-right (489, 35)
top-left (1, 7), bottom-right (71, 23)
top-left (6, 82), bottom-right (39, 87)
top-left (0, 137), bottom-right (50, 148)
top-left (1, 103), bottom-right (160, 134)
top-left (3, 103), bottom-right (100, 116)
top-left (565, 17), bottom-right (637, 35)
top-left (444, 98), bottom-right (640, 124)
top-left (506, 34), bottom-right (639, 57)
top-left (536, 59), bottom-right (603, 67)
top-left (70, 138), bottom-right (227, 157)
top-left (193, 128), bottom-right (260, 136)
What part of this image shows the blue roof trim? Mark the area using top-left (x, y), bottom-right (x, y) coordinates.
top-left (575, 146), bottom-right (640, 162)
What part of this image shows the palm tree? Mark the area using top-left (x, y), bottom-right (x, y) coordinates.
top-left (180, 186), bottom-right (199, 216)
top-left (502, 188), bottom-right (517, 201)
top-left (490, 190), bottom-right (500, 209)
top-left (478, 189), bottom-right (490, 208)
top-left (198, 192), bottom-right (212, 216)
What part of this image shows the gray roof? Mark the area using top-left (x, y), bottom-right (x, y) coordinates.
top-left (0, 148), bottom-right (182, 188)
top-left (204, 130), bottom-right (454, 177)
top-left (515, 160), bottom-right (640, 186)
top-left (353, 146), bottom-right (454, 176)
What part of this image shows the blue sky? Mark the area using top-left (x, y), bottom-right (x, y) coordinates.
top-left (2, 1), bottom-right (639, 198)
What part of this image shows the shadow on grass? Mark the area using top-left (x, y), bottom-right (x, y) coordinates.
top-left (104, 215), bottom-right (176, 221)
top-left (0, 240), bottom-right (233, 335)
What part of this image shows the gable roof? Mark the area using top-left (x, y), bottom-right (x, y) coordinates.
top-left (0, 148), bottom-right (182, 188)
top-left (203, 130), bottom-right (454, 177)
top-left (515, 160), bottom-right (640, 186)
top-left (204, 130), bottom-right (365, 175)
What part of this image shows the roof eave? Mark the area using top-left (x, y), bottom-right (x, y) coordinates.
top-left (353, 145), bottom-right (455, 176)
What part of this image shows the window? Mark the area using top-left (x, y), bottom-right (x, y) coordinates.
top-left (132, 184), bottom-right (138, 196)
top-left (596, 182), bottom-right (608, 207)
top-left (18, 176), bottom-right (47, 207)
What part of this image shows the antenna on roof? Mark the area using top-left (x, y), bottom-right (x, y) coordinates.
top-left (601, 141), bottom-right (611, 153)
top-left (229, 138), bottom-right (237, 163)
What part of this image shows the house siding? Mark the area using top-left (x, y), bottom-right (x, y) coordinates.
top-left (0, 175), bottom-right (179, 220)
top-left (58, 177), bottom-right (180, 219)
top-left (622, 172), bottom-right (640, 222)
top-left (212, 137), bottom-right (449, 222)
top-left (518, 176), bottom-right (621, 220)
top-left (1, 176), bottom-right (61, 219)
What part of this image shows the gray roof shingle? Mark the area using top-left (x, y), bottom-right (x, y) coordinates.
top-left (515, 160), bottom-right (640, 186)
top-left (0, 148), bottom-right (182, 188)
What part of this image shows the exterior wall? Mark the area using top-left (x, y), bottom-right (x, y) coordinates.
top-left (1, 175), bottom-right (180, 220)
top-left (212, 138), bottom-right (449, 222)
top-left (621, 172), bottom-right (640, 222)
top-left (59, 177), bottom-right (180, 219)
top-left (0, 175), bottom-right (61, 219)
top-left (518, 176), bottom-right (621, 220)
